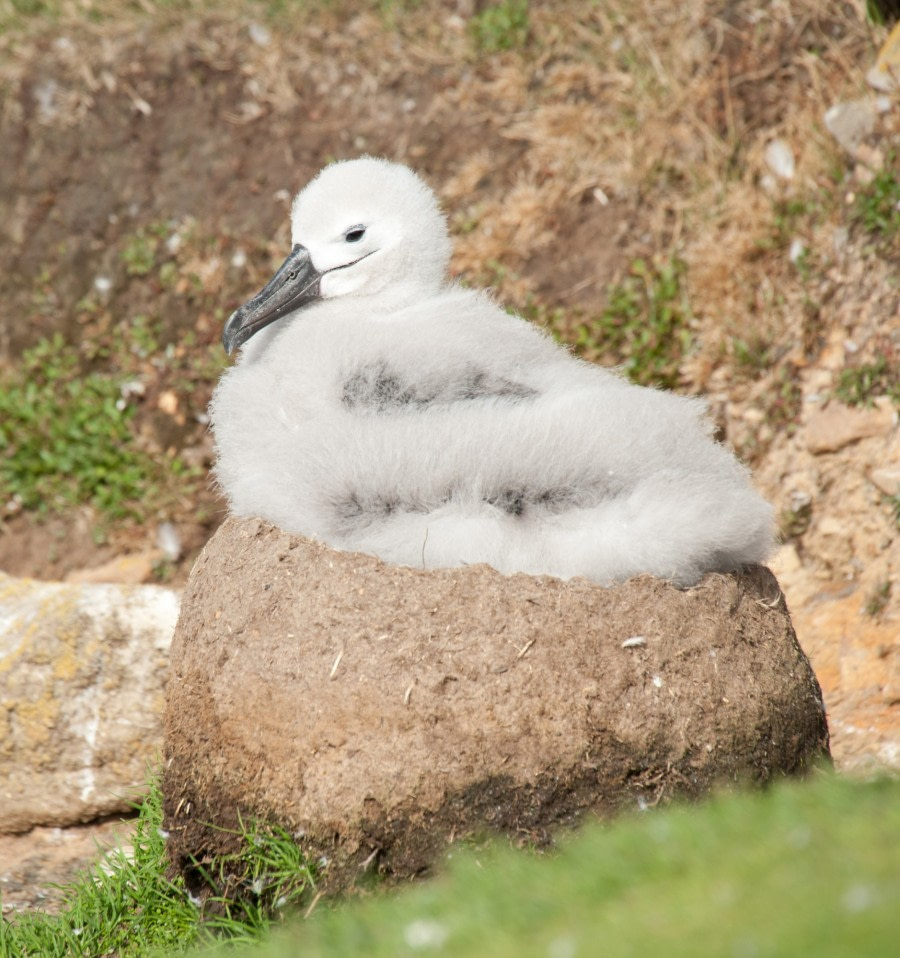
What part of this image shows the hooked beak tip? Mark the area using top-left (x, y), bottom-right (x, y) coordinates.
top-left (222, 309), bottom-right (245, 355)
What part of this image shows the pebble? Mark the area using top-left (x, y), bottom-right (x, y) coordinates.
top-left (65, 551), bottom-right (163, 585)
top-left (157, 389), bottom-right (179, 416)
top-left (855, 143), bottom-right (884, 171)
top-left (772, 543), bottom-right (802, 576)
top-left (805, 401), bottom-right (895, 454)
top-left (248, 22), bottom-right (271, 47)
top-left (869, 467), bottom-right (900, 498)
top-left (824, 99), bottom-right (877, 155)
top-left (764, 139), bottom-right (795, 180)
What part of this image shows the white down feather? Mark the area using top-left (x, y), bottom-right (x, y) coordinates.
top-left (211, 157), bottom-right (774, 586)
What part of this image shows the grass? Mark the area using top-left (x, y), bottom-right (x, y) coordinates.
top-left (210, 773), bottom-right (900, 958)
top-left (864, 579), bottom-right (891, 616)
top-left (1, 210), bottom-right (233, 526)
top-left (0, 334), bottom-right (157, 519)
top-left (3, 774), bottom-right (897, 958)
top-left (0, 329), bottom-right (208, 521)
top-left (0, 774), bottom-right (317, 957)
top-left (834, 353), bottom-right (900, 408)
top-left (0, 8), bottom-right (895, 951)
top-left (121, 224), bottom-right (169, 279)
top-left (889, 493), bottom-right (900, 529)
top-left (574, 257), bottom-right (691, 389)
top-left (865, 0), bottom-right (894, 25)
top-left (853, 161), bottom-right (900, 246)
top-left (0, 777), bottom-right (198, 957)
top-left (187, 818), bottom-right (317, 940)
top-left (469, 0), bottom-right (530, 52)
top-left (781, 497), bottom-right (813, 540)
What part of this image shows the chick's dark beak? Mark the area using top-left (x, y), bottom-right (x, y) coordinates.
top-left (222, 244), bottom-right (323, 354)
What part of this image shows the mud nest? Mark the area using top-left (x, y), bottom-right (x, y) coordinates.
top-left (164, 517), bottom-right (829, 899)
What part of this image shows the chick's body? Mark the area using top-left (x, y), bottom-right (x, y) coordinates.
top-left (212, 158), bottom-right (774, 586)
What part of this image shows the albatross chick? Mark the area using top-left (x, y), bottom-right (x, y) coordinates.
top-left (211, 157), bottom-right (774, 586)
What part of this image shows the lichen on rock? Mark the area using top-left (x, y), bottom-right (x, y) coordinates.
top-left (0, 572), bottom-right (179, 833)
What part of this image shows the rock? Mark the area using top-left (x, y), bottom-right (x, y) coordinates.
top-left (788, 237), bottom-right (806, 263)
top-left (817, 516), bottom-right (847, 538)
top-left (824, 99), bottom-right (877, 155)
top-left (869, 466), bottom-right (900, 498)
top-left (163, 517), bottom-right (829, 897)
top-left (805, 400), bottom-right (895, 454)
top-left (771, 543), bottom-right (802, 576)
top-left (854, 143), bottom-right (884, 173)
top-left (764, 139), bottom-right (795, 180)
top-left (0, 818), bottom-right (131, 913)
top-left (0, 572), bottom-right (180, 833)
top-left (64, 550), bottom-right (164, 585)
top-left (787, 577), bottom-right (899, 774)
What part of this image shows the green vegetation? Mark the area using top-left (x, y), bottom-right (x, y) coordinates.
top-left (853, 161), bottom-right (900, 244)
top-left (575, 257), bottom-right (691, 388)
top-left (732, 332), bottom-right (778, 373)
top-left (864, 579), bottom-right (891, 616)
top-left (835, 354), bottom-right (900, 407)
top-left (756, 196), bottom-right (828, 282)
top-left (767, 365), bottom-right (803, 429)
top-left (771, 197), bottom-right (817, 242)
top-left (1, 778), bottom-right (196, 957)
top-left (0, 775), bottom-right (316, 957)
top-left (0, 334), bottom-right (156, 518)
top-left (4, 0), bottom-right (47, 16)
top-left (781, 498), bottom-right (813, 540)
top-left (889, 493), bottom-right (900, 529)
top-left (189, 818), bottom-right (317, 940)
top-left (0, 321), bottom-right (212, 521)
top-left (0, 207), bottom-right (234, 524)
top-left (121, 223), bottom-right (168, 278)
top-left (218, 774), bottom-right (899, 958)
top-left (4, 774), bottom-right (896, 958)
top-left (865, 0), bottom-right (899, 26)
top-left (469, 0), bottom-right (530, 53)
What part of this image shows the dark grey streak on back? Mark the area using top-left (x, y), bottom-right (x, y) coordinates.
top-left (330, 479), bottom-right (624, 535)
top-left (341, 361), bottom-right (538, 412)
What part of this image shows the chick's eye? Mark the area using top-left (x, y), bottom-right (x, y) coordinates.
top-left (344, 227), bottom-right (366, 243)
